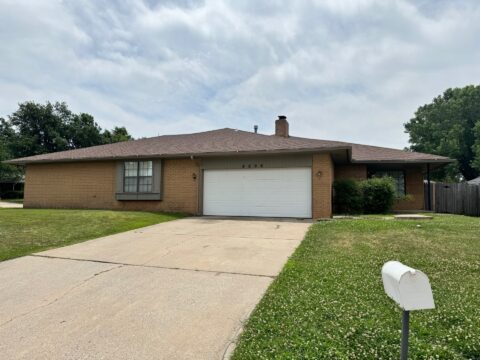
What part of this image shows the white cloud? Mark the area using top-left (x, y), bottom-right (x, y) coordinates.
top-left (1, 0), bottom-right (480, 148)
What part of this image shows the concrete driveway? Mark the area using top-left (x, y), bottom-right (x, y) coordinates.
top-left (0, 217), bottom-right (310, 360)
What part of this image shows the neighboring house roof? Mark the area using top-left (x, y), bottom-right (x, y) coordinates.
top-left (467, 176), bottom-right (480, 185)
top-left (5, 128), bottom-right (452, 165)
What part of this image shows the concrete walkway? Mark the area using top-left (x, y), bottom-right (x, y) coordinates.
top-left (0, 200), bottom-right (23, 208)
top-left (0, 217), bottom-right (310, 360)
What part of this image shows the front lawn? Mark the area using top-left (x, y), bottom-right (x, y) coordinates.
top-left (0, 209), bottom-right (183, 261)
top-left (233, 215), bottom-right (480, 359)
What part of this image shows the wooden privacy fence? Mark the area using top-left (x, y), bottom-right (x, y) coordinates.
top-left (429, 182), bottom-right (480, 217)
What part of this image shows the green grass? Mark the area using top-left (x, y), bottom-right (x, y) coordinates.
top-left (233, 215), bottom-right (480, 359)
top-left (0, 209), bottom-right (183, 261)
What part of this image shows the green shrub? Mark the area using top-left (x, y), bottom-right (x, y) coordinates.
top-left (0, 190), bottom-right (24, 199)
top-left (334, 177), bottom-right (396, 214)
top-left (360, 177), bottom-right (395, 213)
top-left (333, 179), bottom-right (363, 214)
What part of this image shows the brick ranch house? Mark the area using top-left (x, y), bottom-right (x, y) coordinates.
top-left (6, 116), bottom-right (451, 218)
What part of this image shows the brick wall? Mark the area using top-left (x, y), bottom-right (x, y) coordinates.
top-left (334, 164), bottom-right (367, 181)
top-left (24, 161), bottom-right (117, 209)
top-left (312, 153), bottom-right (334, 218)
top-left (24, 159), bottom-right (201, 214)
top-left (393, 167), bottom-right (425, 211)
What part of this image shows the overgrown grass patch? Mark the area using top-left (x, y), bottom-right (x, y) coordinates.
top-left (233, 215), bottom-right (480, 359)
top-left (0, 209), bottom-right (183, 261)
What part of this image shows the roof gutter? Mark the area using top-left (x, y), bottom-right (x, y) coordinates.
top-left (350, 158), bottom-right (455, 164)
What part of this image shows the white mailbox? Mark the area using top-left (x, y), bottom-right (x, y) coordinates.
top-left (381, 261), bottom-right (435, 311)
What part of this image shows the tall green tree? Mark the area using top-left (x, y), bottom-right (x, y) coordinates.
top-left (8, 102), bottom-right (70, 158)
top-left (0, 119), bottom-right (23, 183)
top-left (66, 113), bottom-right (104, 149)
top-left (472, 121), bottom-right (480, 172)
top-left (102, 126), bottom-right (133, 144)
top-left (0, 100), bottom-right (133, 163)
top-left (405, 85), bottom-right (480, 181)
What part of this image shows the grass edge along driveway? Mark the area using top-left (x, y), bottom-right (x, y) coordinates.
top-left (0, 209), bottom-right (183, 262)
top-left (232, 214), bottom-right (479, 360)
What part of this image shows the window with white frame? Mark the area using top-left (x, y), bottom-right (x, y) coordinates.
top-left (371, 170), bottom-right (406, 197)
top-left (124, 161), bottom-right (153, 193)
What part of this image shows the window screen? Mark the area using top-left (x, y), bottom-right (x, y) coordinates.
top-left (138, 161), bottom-right (153, 192)
top-left (124, 161), bottom-right (153, 193)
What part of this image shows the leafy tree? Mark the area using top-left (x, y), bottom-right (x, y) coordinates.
top-left (472, 121), bottom-right (480, 172)
top-left (103, 126), bottom-right (133, 144)
top-left (66, 113), bottom-right (104, 149)
top-left (0, 101), bottom-right (133, 171)
top-left (0, 119), bottom-right (23, 183)
top-left (7, 102), bottom-right (70, 158)
top-left (404, 85), bottom-right (480, 181)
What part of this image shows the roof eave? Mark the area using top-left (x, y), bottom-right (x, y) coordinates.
top-left (5, 146), bottom-right (352, 165)
top-left (350, 158), bottom-right (455, 164)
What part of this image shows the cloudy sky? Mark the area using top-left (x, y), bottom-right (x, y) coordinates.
top-left (1, 0), bottom-right (479, 148)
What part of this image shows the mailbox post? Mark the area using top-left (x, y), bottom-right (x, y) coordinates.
top-left (401, 310), bottom-right (409, 360)
top-left (381, 261), bottom-right (435, 360)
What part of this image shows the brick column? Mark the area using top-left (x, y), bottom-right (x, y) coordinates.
top-left (312, 153), bottom-right (334, 218)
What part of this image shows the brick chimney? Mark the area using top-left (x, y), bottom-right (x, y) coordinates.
top-left (275, 115), bottom-right (289, 137)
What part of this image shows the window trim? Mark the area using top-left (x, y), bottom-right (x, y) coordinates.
top-left (115, 159), bottom-right (162, 201)
top-left (116, 192), bottom-right (161, 201)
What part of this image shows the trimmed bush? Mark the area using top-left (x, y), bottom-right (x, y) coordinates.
top-left (360, 177), bottom-right (396, 214)
top-left (333, 179), bottom-right (363, 214)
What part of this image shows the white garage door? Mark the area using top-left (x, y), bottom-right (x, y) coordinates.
top-left (203, 168), bottom-right (312, 218)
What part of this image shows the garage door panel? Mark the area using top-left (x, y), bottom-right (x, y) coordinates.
top-left (203, 168), bottom-right (312, 218)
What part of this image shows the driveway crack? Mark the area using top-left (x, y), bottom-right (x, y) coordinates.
top-left (0, 264), bottom-right (122, 329)
top-left (30, 254), bottom-right (275, 279)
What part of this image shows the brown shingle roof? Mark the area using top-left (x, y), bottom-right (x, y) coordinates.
top-left (348, 143), bottom-right (451, 163)
top-left (5, 128), bottom-right (452, 165)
